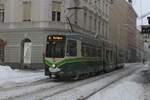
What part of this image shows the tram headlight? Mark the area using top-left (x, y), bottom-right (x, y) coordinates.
top-left (52, 64), bottom-right (56, 68)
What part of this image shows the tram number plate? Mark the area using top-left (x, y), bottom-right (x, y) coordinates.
top-left (49, 67), bottom-right (60, 72)
top-left (51, 75), bottom-right (56, 78)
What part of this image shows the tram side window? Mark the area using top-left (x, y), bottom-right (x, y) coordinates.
top-left (87, 47), bottom-right (95, 57)
top-left (86, 47), bottom-right (91, 57)
top-left (91, 47), bottom-right (97, 57)
top-left (106, 50), bottom-right (110, 60)
top-left (110, 51), bottom-right (113, 60)
top-left (67, 40), bottom-right (77, 56)
top-left (81, 46), bottom-right (87, 57)
top-left (98, 49), bottom-right (102, 57)
top-left (81, 43), bottom-right (89, 57)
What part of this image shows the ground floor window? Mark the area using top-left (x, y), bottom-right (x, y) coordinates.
top-left (0, 39), bottom-right (4, 63)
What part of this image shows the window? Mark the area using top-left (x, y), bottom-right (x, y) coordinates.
top-left (81, 43), bottom-right (98, 57)
top-left (67, 40), bottom-right (77, 57)
top-left (84, 10), bottom-right (87, 28)
top-left (106, 24), bottom-right (108, 38)
top-left (46, 41), bottom-right (65, 58)
top-left (89, 15), bottom-right (92, 30)
top-left (52, 1), bottom-right (61, 21)
top-left (81, 46), bottom-right (86, 57)
top-left (94, 18), bottom-right (97, 32)
top-left (23, 1), bottom-right (31, 21)
top-left (0, 4), bottom-right (4, 22)
top-left (98, 48), bottom-right (102, 57)
top-left (92, 47), bottom-right (97, 57)
top-left (0, 39), bottom-right (4, 63)
top-left (106, 50), bottom-right (110, 61)
top-left (98, 20), bottom-right (101, 34)
top-left (102, 21), bottom-right (105, 36)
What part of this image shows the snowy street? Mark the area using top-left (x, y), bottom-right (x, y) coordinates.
top-left (0, 63), bottom-right (149, 100)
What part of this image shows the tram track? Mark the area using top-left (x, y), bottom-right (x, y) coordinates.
top-left (83, 64), bottom-right (146, 100)
top-left (0, 78), bottom-right (66, 100)
top-left (2, 65), bottom-right (141, 100)
top-left (82, 69), bottom-right (138, 100)
top-left (0, 77), bottom-right (51, 91)
top-left (0, 72), bottom-right (46, 88)
top-left (43, 65), bottom-right (142, 100)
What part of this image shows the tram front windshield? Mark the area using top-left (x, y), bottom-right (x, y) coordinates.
top-left (46, 41), bottom-right (65, 58)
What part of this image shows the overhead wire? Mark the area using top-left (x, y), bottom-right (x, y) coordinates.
top-left (132, 0), bottom-right (136, 6)
top-left (140, 0), bottom-right (143, 25)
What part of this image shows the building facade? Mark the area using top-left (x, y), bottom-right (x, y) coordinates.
top-left (110, 0), bottom-right (129, 62)
top-left (141, 25), bottom-right (150, 61)
top-left (109, 0), bottom-right (141, 62)
top-left (136, 29), bottom-right (144, 62)
top-left (126, 2), bottom-right (139, 62)
top-left (0, 0), bottom-right (110, 68)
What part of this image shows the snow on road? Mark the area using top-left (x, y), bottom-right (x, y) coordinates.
top-left (88, 76), bottom-right (144, 100)
top-left (0, 63), bottom-right (147, 100)
top-left (44, 64), bottom-right (142, 100)
top-left (0, 65), bottom-right (47, 86)
top-left (88, 64), bottom-right (149, 100)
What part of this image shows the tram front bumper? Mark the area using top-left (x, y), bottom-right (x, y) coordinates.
top-left (45, 67), bottom-right (75, 78)
top-left (49, 67), bottom-right (61, 73)
top-left (47, 67), bottom-right (65, 78)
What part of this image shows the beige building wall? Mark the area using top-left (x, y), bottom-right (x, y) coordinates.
top-left (0, 0), bottom-right (110, 68)
top-left (2, 0), bottom-right (110, 39)
top-left (109, 0), bottom-right (128, 49)
top-left (109, 0), bottom-right (140, 62)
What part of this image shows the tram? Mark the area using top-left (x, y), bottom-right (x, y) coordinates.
top-left (44, 34), bottom-right (125, 80)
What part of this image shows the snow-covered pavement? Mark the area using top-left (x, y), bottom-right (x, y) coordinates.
top-left (0, 65), bottom-right (48, 87)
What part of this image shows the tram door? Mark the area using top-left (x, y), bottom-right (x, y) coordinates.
top-left (0, 39), bottom-right (4, 63)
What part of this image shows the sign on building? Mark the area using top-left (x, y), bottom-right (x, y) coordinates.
top-left (141, 25), bottom-right (150, 34)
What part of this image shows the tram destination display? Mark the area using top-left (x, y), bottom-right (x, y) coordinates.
top-left (47, 35), bottom-right (66, 41)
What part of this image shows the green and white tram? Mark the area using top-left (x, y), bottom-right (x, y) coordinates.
top-left (44, 34), bottom-right (124, 80)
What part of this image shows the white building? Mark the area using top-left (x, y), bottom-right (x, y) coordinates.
top-left (0, 0), bottom-right (110, 68)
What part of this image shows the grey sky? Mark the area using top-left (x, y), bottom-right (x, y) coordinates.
top-left (133, 0), bottom-right (150, 25)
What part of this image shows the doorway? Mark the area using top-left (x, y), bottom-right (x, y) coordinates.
top-left (21, 38), bottom-right (32, 67)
